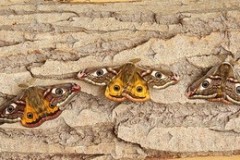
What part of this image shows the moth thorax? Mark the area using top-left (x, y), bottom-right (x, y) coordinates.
top-left (25, 89), bottom-right (45, 108)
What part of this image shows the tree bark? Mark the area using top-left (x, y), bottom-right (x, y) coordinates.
top-left (1, 0), bottom-right (240, 159)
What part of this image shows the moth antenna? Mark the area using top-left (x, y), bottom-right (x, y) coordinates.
top-left (18, 78), bottom-right (37, 88)
top-left (235, 52), bottom-right (240, 63)
top-left (129, 58), bottom-right (141, 64)
top-left (18, 83), bottom-right (29, 89)
top-left (214, 47), bottom-right (234, 62)
top-left (225, 54), bottom-right (234, 62)
top-left (27, 78), bottom-right (37, 86)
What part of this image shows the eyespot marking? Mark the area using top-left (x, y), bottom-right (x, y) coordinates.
top-left (5, 103), bottom-right (17, 115)
top-left (91, 68), bottom-right (108, 77)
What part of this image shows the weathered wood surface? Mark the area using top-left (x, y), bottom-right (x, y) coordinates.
top-left (1, 0), bottom-right (240, 159)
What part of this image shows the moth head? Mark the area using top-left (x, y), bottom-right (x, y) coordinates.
top-left (44, 83), bottom-right (81, 108)
top-left (0, 99), bottom-right (25, 124)
top-left (142, 68), bottom-right (179, 89)
top-left (77, 67), bottom-right (117, 86)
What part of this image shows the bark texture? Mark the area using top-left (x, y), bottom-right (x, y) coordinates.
top-left (1, 0), bottom-right (240, 159)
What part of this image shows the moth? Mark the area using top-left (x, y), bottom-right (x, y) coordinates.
top-left (0, 83), bottom-right (80, 128)
top-left (77, 59), bottom-right (179, 102)
top-left (186, 60), bottom-right (240, 105)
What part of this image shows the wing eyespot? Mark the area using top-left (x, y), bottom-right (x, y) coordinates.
top-left (151, 71), bottom-right (166, 79)
top-left (136, 86), bottom-right (143, 92)
top-left (92, 68), bottom-right (108, 77)
top-left (50, 103), bottom-right (56, 108)
top-left (52, 88), bottom-right (65, 96)
top-left (113, 85), bottom-right (120, 91)
top-left (235, 85), bottom-right (240, 94)
top-left (27, 112), bottom-right (33, 119)
top-left (5, 103), bottom-right (17, 114)
top-left (200, 79), bottom-right (211, 89)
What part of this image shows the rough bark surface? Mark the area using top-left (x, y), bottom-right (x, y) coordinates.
top-left (1, 0), bottom-right (240, 159)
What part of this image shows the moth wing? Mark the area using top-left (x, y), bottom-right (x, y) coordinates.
top-left (18, 87), bottom-right (46, 127)
top-left (225, 64), bottom-right (240, 105)
top-left (137, 65), bottom-right (179, 89)
top-left (0, 92), bottom-right (26, 125)
top-left (123, 71), bottom-right (150, 102)
top-left (44, 83), bottom-right (80, 110)
top-left (21, 83), bottom-right (80, 128)
top-left (21, 99), bottom-right (61, 128)
top-left (105, 70), bottom-right (126, 102)
top-left (77, 65), bottom-right (122, 86)
top-left (186, 64), bottom-right (221, 99)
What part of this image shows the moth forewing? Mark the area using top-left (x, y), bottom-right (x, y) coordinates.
top-left (44, 83), bottom-right (80, 108)
top-left (77, 66), bottom-right (119, 86)
top-left (186, 64), bottom-right (222, 99)
top-left (0, 95), bottom-right (25, 124)
top-left (139, 65), bottom-right (179, 89)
